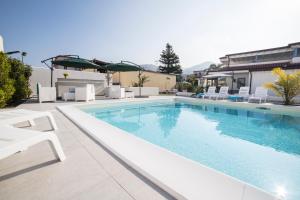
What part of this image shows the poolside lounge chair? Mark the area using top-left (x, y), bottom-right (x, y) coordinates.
top-left (248, 87), bottom-right (268, 103)
top-left (228, 87), bottom-right (250, 101)
top-left (202, 87), bottom-right (216, 99)
top-left (0, 109), bottom-right (58, 130)
top-left (0, 126), bottom-right (65, 161)
top-left (37, 83), bottom-right (56, 103)
top-left (211, 86), bottom-right (229, 100)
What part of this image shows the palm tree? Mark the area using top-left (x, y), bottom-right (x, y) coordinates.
top-left (138, 75), bottom-right (150, 87)
top-left (264, 67), bottom-right (300, 105)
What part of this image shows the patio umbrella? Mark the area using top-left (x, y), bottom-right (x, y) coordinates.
top-left (105, 62), bottom-right (144, 97)
top-left (105, 63), bottom-right (142, 72)
top-left (52, 57), bottom-right (104, 69)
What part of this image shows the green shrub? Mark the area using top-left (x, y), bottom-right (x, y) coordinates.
top-left (194, 86), bottom-right (204, 94)
top-left (0, 53), bottom-right (15, 107)
top-left (176, 82), bottom-right (193, 92)
top-left (0, 89), bottom-right (5, 108)
top-left (0, 53), bottom-right (32, 108)
top-left (9, 58), bottom-right (32, 102)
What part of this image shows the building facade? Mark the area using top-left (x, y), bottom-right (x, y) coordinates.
top-left (202, 42), bottom-right (300, 99)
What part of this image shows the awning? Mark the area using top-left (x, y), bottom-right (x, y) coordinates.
top-left (202, 73), bottom-right (232, 78)
top-left (52, 57), bottom-right (104, 69)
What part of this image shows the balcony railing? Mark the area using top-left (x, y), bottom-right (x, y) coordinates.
top-left (229, 51), bottom-right (293, 66)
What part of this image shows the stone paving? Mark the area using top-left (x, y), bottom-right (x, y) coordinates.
top-left (0, 101), bottom-right (175, 200)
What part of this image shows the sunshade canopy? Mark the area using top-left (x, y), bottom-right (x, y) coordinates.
top-left (105, 63), bottom-right (142, 72)
top-left (52, 57), bottom-right (104, 69)
top-left (202, 73), bottom-right (232, 78)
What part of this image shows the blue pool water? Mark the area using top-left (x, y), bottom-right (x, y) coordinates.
top-left (83, 100), bottom-right (300, 200)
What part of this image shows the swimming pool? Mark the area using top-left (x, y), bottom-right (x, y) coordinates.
top-left (82, 99), bottom-right (300, 200)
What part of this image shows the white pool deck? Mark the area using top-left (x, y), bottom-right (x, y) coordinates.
top-left (1, 97), bottom-right (299, 200)
top-left (0, 100), bottom-right (175, 200)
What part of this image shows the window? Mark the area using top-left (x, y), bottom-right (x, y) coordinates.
top-left (296, 48), bottom-right (300, 57)
top-left (237, 78), bottom-right (246, 89)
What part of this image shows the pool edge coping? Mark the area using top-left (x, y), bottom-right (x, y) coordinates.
top-left (57, 96), bottom-right (281, 200)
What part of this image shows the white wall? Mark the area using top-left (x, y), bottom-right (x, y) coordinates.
top-left (251, 69), bottom-right (300, 102)
top-left (292, 57), bottom-right (300, 63)
top-left (53, 68), bottom-right (105, 81)
top-left (30, 67), bottom-right (107, 96)
top-left (127, 87), bottom-right (159, 96)
top-left (30, 68), bottom-right (52, 95)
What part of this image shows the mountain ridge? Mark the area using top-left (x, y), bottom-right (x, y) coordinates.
top-left (140, 61), bottom-right (214, 74)
top-left (182, 61), bottom-right (214, 74)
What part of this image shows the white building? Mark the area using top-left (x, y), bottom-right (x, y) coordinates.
top-left (0, 35), bottom-right (4, 52)
top-left (199, 42), bottom-right (300, 101)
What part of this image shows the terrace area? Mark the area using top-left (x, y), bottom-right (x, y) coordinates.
top-left (0, 101), bottom-right (174, 200)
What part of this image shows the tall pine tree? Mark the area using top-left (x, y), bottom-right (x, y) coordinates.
top-left (158, 43), bottom-right (182, 74)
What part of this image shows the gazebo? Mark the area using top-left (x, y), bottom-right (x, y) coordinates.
top-left (202, 72), bottom-right (233, 92)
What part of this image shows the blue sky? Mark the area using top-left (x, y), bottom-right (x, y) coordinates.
top-left (1, 0), bottom-right (300, 68)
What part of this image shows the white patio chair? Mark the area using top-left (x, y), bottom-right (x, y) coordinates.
top-left (0, 126), bottom-right (65, 161)
top-left (75, 84), bottom-right (95, 102)
top-left (37, 83), bottom-right (56, 103)
top-left (0, 109), bottom-right (58, 130)
top-left (213, 86), bottom-right (229, 100)
top-left (63, 87), bottom-right (75, 101)
top-left (202, 87), bottom-right (216, 99)
top-left (248, 87), bottom-right (268, 104)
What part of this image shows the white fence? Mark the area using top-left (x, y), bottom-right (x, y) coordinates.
top-left (127, 87), bottom-right (159, 96)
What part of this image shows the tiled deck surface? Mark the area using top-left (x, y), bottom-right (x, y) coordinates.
top-left (0, 101), bottom-right (175, 200)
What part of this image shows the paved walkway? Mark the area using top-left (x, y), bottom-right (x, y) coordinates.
top-left (0, 101), bottom-right (175, 200)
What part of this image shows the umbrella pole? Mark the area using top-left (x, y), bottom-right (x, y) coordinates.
top-left (50, 67), bottom-right (53, 87)
top-left (139, 70), bottom-right (141, 97)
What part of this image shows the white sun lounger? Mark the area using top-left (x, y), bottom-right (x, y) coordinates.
top-left (248, 87), bottom-right (268, 104)
top-left (0, 126), bottom-right (65, 161)
top-left (211, 86), bottom-right (229, 100)
top-left (202, 87), bottom-right (216, 99)
top-left (228, 87), bottom-right (250, 101)
top-left (237, 86), bottom-right (250, 100)
top-left (0, 109), bottom-right (57, 130)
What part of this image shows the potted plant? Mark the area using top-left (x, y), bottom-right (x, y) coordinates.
top-left (63, 73), bottom-right (69, 79)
